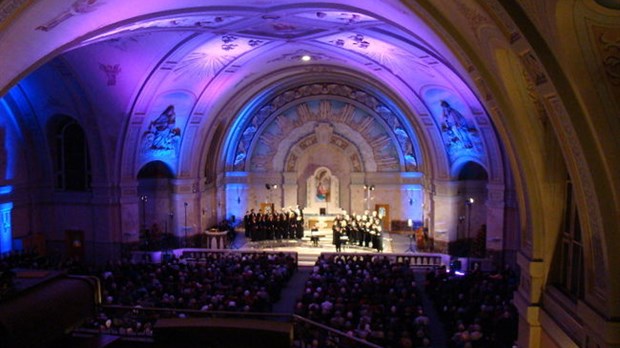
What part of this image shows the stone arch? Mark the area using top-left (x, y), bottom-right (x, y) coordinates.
top-left (227, 83), bottom-right (420, 173)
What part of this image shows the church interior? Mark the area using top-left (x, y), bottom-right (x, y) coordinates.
top-left (0, 0), bottom-right (618, 347)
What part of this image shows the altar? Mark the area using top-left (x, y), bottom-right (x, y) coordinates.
top-left (304, 167), bottom-right (346, 217)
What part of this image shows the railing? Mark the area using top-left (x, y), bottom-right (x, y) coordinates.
top-left (76, 305), bottom-right (387, 347)
top-left (131, 248), bottom-right (299, 266)
top-left (292, 315), bottom-right (384, 348)
top-left (319, 251), bottom-right (449, 268)
top-left (78, 305), bottom-right (293, 340)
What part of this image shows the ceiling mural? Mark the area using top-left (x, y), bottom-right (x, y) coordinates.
top-left (3, 2), bottom-right (498, 182)
top-left (173, 35), bottom-right (269, 80)
top-left (230, 83), bottom-right (419, 173)
top-left (295, 11), bottom-right (377, 25)
top-left (317, 32), bottom-right (436, 78)
top-left (83, 14), bottom-right (242, 44)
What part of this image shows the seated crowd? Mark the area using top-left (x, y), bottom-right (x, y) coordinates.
top-left (294, 254), bottom-right (431, 348)
top-left (2, 246), bottom-right (520, 347)
top-left (425, 264), bottom-right (519, 348)
top-left (100, 253), bottom-right (295, 310)
top-left (85, 252), bottom-right (296, 336)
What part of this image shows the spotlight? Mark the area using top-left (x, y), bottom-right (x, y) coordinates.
top-left (273, 184), bottom-right (278, 189)
top-left (301, 54), bottom-right (311, 61)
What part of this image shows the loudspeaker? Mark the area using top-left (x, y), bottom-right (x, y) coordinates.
top-left (319, 208), bottom-right (326, 216)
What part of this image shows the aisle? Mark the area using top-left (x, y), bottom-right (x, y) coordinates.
top-left (415, 272), bottom-right (449, 348)
top-left (272, 266), bottom-right (312, 314)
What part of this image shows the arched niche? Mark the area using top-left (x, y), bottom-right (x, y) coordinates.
top-left (305, 167), bottom-right (340, 215)
top-left (455, 161), bottom-right (489, 258)
top-left (136, 161), bottom-right (175, 238)
top-left (280, 122), bottom-right (364, 214)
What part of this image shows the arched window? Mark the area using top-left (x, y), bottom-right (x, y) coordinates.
top-left (54, 118), bottom-right (91, 191)
top-left (552, 178), bottom-right (584, 300)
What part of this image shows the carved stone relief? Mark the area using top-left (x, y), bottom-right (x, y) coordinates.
top-left (232, 83), bottom-right (419, 172)
top-left (592, 25), bottom-right (620, 105)
top-left (141, 105), bottom-right (181, 154)
top-left (480, 0), bottom-right (521, 43)
top-left (435, 101), bottom-right (485, 164)
top-left (520, 50), bottom-right (548, 86)
top-left (522, 68), bottom-right (548, 127)
top-left (283, 125), bottom-right (369, 173)
top-left (455, 1), bottom-right (494, 41)
top-left (36, 0), bottom-right (103, 32)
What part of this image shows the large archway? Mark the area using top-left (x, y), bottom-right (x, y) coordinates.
top-left (0, 1), bottom-right (618, 346)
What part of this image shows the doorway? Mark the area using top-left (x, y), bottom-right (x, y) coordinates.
top-left (375, 204), bottom-right (390, 232)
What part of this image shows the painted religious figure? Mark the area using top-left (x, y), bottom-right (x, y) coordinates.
top-left (315, 168), bottom-right (331, 202)
top-left (143, 105), bottom-right (181, 152)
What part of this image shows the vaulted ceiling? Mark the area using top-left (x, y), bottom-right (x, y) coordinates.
top-left (1, 0), bottom-right (498, 181)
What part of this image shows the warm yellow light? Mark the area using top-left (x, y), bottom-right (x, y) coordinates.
top-left (301, 55), bottom-right (311, 61)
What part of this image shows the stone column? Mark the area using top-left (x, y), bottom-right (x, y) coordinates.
top-left (224, 172), bottom-right (249, 221)
top-left (283, 172), bottom-right (298, 209)
top-left (119, 181), bottom-right (140, 243)
top-left (90, 182), bottom-right (123, 262)
top-left (515, 254), bottom-right (545, 348)
top-left (349, 173), bottom-right (365, 214)
top-left (170, 178), bottom-right (200, 244)
top-left (485, 183), bottom-right (505, 264)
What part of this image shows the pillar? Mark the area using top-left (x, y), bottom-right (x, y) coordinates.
top-left (515, 254), bottom-right (545, 348)
top-left (485, 183), bottom-right (505, 264)
top-left (283, 172), bottom-right (298, 209)
top-left (170, 178), bottom-right (200, 242)
top-left (431, 180), bottom-right (462, 253)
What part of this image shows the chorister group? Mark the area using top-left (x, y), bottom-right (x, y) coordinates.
top-left (243, 207), bottom-right (384, 253)
top-left (243, 207), bottom-right (305, 242)
top-left (331, 211), bottom-right (383, 252)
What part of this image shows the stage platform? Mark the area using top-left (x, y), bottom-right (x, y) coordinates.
top-left (130, 229), bottom-right (447, 268)
top-left (236, 228), bottom-right (401, 266)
